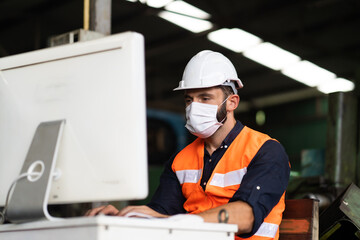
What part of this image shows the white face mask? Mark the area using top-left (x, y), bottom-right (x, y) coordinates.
top-left (185, 97), bottom-right (228, 138)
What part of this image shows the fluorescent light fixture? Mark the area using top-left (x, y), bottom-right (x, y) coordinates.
top-left (158, 11), bottom-right (213, 33)
top-left (243, 42), bottom-right (301, 70)
top-left (126, 0), bottom-right (137, 2)
top-left (317, 78), bottom-right (355, 94)
top-left (207, 28), bottom-right (262, 53)
top-left (281, 60), bottom-right (336, 87)
top-left (147, 0), bottom-right (173, 8)
top-left (165, 0), bottom-right (210, 19)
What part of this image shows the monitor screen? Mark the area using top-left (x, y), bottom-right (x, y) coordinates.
top-left (0, 32), bottom-right (148, 220)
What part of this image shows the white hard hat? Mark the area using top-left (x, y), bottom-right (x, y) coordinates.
top-left (173, 50), bottom-right (243, 94)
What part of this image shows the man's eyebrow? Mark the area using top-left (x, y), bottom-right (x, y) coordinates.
top-left (184, 92), bottom-right (215, 99)
top-left (198, 93), bottom-right (215, 98)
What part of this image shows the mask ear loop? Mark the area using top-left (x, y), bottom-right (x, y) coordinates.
top-left (220, 96), bottom-right (230, 106)
top-left (217, 96), bottom-right (230, 124)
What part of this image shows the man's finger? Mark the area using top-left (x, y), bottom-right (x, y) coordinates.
top-left (117, 206), bottom-right (136, 216)
top-left (85, 206), bottom-right (105, 216)
top-left (85, 205), bottom-right (119, 216)
top-left (98, 205), bottom-right (120, 216)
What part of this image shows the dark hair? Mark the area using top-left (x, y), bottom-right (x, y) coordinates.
top-left (219, 85), bottom-right (234, 100)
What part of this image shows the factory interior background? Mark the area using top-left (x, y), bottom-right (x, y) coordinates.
top-left (1, 0), bottom-right (360, 231)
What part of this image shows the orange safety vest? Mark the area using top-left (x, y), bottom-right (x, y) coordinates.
top-left (172, 126), bottom-right (285, 240)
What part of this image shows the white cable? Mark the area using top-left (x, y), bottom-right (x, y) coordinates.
top-left (0, 172), bottom-right (40, 224)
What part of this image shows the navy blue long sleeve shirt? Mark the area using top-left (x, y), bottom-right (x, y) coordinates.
top-left (147, 121), bottom-right (290, 237)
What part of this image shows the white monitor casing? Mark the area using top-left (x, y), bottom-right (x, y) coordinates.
top-left (0, 32), bottom-right (148, 208)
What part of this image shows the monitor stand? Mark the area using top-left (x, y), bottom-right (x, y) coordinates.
top-left (6, 120), bottom-right (65, 223)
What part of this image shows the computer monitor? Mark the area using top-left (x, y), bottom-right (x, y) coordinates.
top-left (0, 31), bottom-right (148, 222)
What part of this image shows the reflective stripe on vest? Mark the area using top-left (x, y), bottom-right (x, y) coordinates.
top-left (209, 168), bottom-right (247, 187)
top-left (176, 169), bottom-right (202, 184)
top-left (254, 222), bottom-right (278, 238)
top-left (176, 168), bottom-right (248, 187)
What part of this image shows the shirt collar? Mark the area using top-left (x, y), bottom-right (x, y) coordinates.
top-left (221, 120), bottom-right (244, 148)
top-left (203, 120), bottom-right (244, 156)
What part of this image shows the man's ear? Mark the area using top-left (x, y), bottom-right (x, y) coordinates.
top-left (227, 94), bottom-right (240, 112)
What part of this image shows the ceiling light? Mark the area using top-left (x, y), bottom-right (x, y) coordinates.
top-left (158, 11), bottom-right (213, 33)
top-left (281, 60), bottom-right (336, 87)
top-left (207, 28), bottom-right (262, 53)
top-left (165, 0), bottom-right (210, 19)
top-left (126, 0), bottom-right (137, 2)
top-left (243, 42), bottom-right (301, 70)
top-left (317, 78), bottom-right (355, 94)
top-left (147, 0), bottom-right (173, 8)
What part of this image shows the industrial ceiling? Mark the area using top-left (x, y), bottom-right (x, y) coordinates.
top-left (1, 0), bottom-right (359, 112)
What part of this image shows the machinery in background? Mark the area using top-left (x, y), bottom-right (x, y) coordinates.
top-left (286, 148), bottom-right (336, 212)
top-left (131, 109), bottom-right (190, 205)
top-left (319, 183), bottom-right (360, 239)
top-left (146, 109), bottom-right (188, 166)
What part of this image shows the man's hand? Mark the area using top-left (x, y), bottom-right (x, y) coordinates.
top-left (85, 204), bottom-right (168, 218)
top-left (85, 204), bottom-right (120, 216)
top-left (118, 205), bottom-right (168, 218)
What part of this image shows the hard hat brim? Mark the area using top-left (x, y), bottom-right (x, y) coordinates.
top-left (173, 79), bottom-right (243, 91)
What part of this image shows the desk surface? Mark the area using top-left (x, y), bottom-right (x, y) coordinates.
top-left (0, 215), bottom-right (238, 240)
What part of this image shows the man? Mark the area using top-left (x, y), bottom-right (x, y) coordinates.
top-left (86, 50), bottom-right (290, 240)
